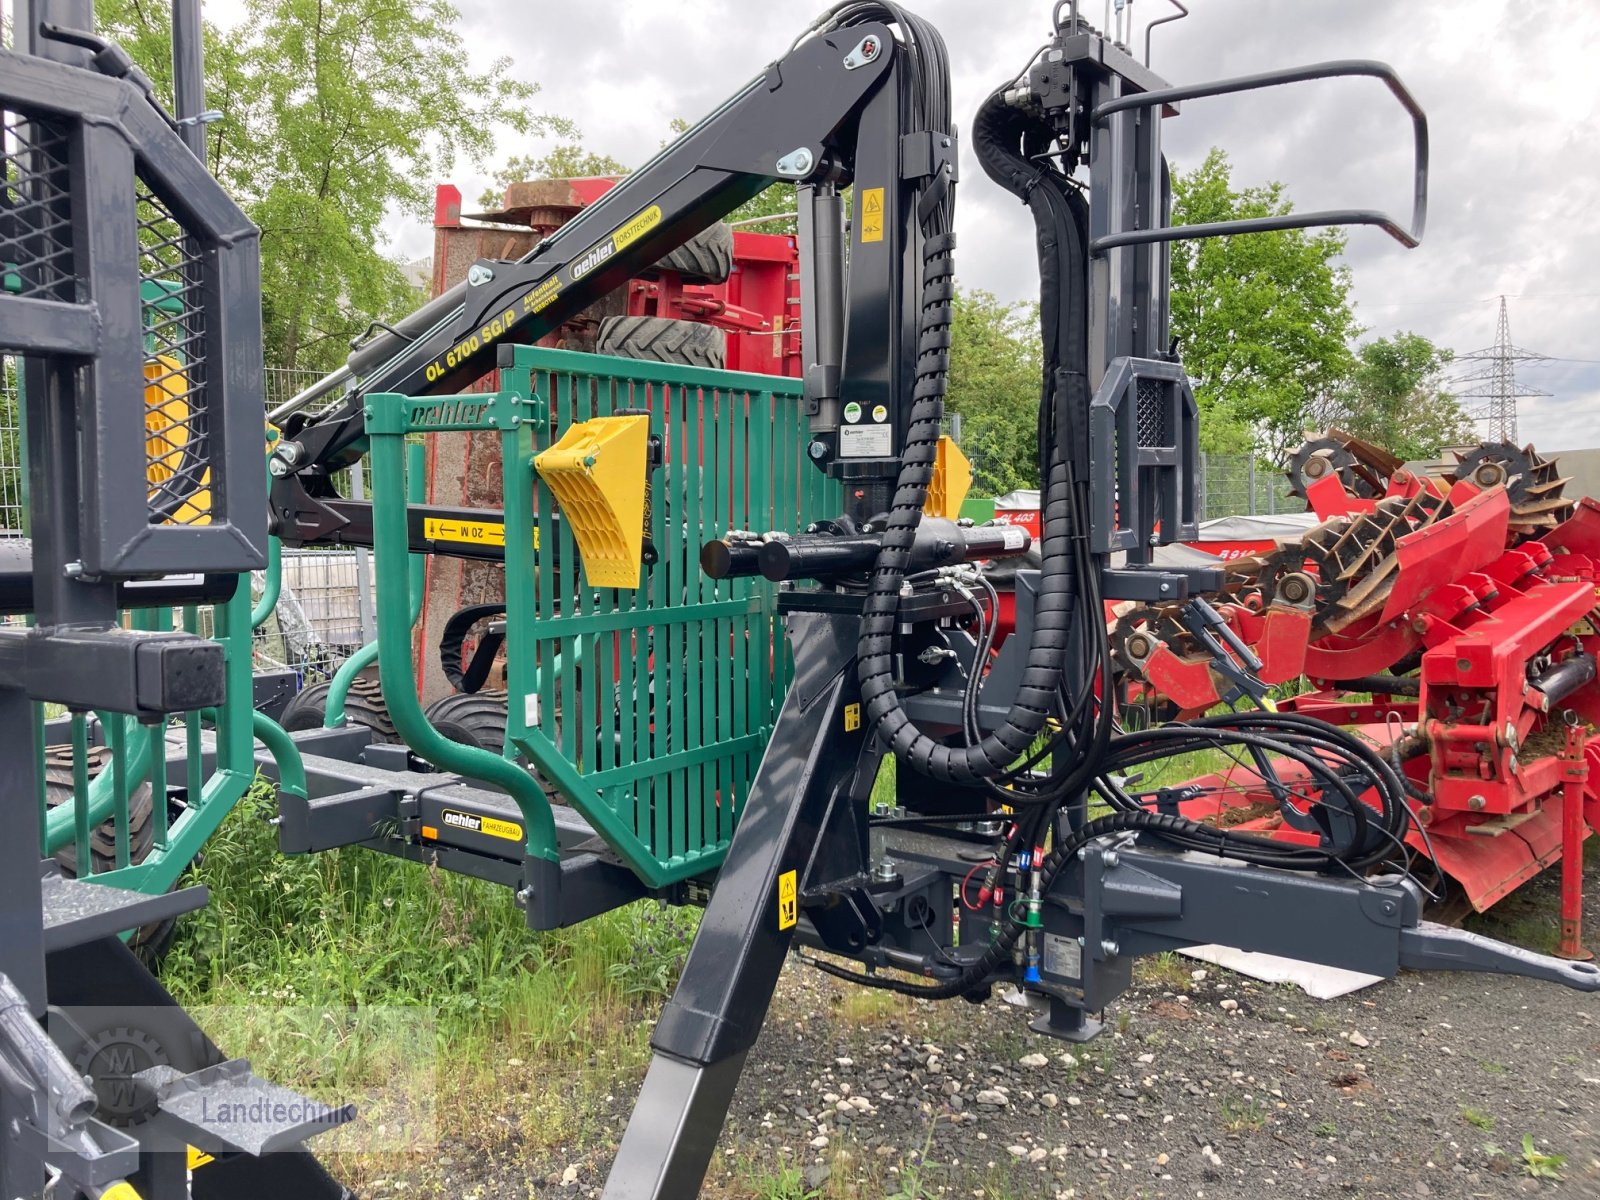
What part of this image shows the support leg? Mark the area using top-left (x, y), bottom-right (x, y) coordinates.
top-left (1557, 721), bottom-right (1593, 962)
top-left (602, 613), bottom-right (869, 1199)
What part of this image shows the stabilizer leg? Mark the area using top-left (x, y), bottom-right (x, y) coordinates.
top-left (602, 613), bottom-right (869, 1199)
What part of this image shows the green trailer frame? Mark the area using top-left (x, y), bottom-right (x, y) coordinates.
top-left (356, 344), bottom-right (840, 887)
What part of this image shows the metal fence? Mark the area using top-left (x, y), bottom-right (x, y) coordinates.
top-left (1198, 451), bottom-right (1297, 521)
top-left (255, 369), bottom-right (377, 680)
top-left (0, 357), bottom-right (26, 534)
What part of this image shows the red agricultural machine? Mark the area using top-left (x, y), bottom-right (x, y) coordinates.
top-left (1114, 431), bottom-right (1600, 936)
top-left (432, 177), bottom-right (801, 377)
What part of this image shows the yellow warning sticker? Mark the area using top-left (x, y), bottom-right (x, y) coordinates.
top-left (844, 702), bottom-right (862, 732)
top-left (777, 869), bottom-right (798, 930)
top-left (424, 517), bottom-right (505, 548)
top-left (860, 187), bottom-right (885, 243)
top-left (187, 1145), bottom-right (215, 1169)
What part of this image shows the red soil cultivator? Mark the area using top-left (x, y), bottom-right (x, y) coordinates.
top-left (1114, 431), bottom-right (1600, 939)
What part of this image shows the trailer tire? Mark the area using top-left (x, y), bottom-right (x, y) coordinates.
top-left (596, 315), bottom-right (726, 370)
top-left (423, 689), bottom-right (510, 754)
top-left (649, 221), bottom-right (733, 284)
top-left (46, 745), bottom-right (174, 963)
top-left (423, 690), bottom-right (565, 802)
top-left (280, 678), bottom-right (400, 743)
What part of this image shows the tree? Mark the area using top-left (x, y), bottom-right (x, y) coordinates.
top-left (97, 0), bottom-right (552, 372)
top-left (481, 117), bottom-right (798, 231)
top-left (1313, 333), bottom-right (1469, 461)
top-left (945, 289), bottom-right (1041, 495)
top-left (478, 133), bottom-right (628, 208)
top-left (1170, 149), bottom-right (1359, 459)
top-left (667, 117), bottom-right (799, 233)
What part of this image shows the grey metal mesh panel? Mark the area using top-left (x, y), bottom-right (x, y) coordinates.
top-left (137, 177), bottom-right (213, 526)
top-left (1135, 378), bottom-right (1169, 448)
top-left (0, 108), bottom-right (76, 301)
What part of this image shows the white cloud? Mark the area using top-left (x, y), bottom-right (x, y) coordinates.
top-left (374, 0), bottom-right (1599, 448)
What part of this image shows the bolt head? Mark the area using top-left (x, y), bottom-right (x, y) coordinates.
top-left (467, 264), bottom-right (494, 286)
top-left (808, 440), bottom-right (828, 460)
top-left (268, 457), bottom-right (289, 477)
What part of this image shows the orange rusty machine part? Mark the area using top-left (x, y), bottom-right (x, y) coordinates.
top-left (1114, 431), bottom-right (1600, 931)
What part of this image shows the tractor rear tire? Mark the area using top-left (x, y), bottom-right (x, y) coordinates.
top-left (596, 315), bottom-right (726, 370)
top-left (280, 677), bottom-right (399, 743)
top-left (46, 745), bottom-right (174, 963)
top-left (649, 221), bottom-right (733, 284)
top-left (423, 689), bottom-right (510, 754)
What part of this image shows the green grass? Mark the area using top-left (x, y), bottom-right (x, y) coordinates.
top-left (1219, 1093), bottom-right (1269, 1134)
top-left (1459, 1105), bottom-right (1495, 1132)
top-left (158, 778), bottom-right (699, 1182)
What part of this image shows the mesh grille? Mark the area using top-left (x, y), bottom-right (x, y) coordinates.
top-left (0, 108), bottom-right (76, 302)
top-left (1135, 378), bottom-right (1169, 448)
top-left (137, 177), bottom-right (213, 526)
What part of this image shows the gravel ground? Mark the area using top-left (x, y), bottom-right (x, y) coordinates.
top-left (396, 858), bottom-right (1600, 1200)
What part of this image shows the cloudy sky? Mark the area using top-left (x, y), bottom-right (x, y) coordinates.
top-left (399, 0), bottom-right (1599, 449)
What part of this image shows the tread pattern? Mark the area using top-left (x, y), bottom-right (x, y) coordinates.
top-left (45, 744), bottom-right (173, 960)
top-left (650, 222), bottom-right (734, 283)
top-left (596, 315), bottom-right (726, 370)
top-left (280, 678), bottom-right (399, 743)
top-left (423, 689), bottom-right (510, 753)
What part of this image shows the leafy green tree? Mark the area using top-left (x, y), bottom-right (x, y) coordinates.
top-left (1314, 333), bottom-right (1469, 460)
top-left (478, 133), bottom-right (628, 207)
top-left (945, 289), bottom-right (1041, 495)
top-left (725, 183), bottom-right (799, 234)
top-left (1170, 149), bottom-right (1359, 458)
top-left (97, 0), bottom-right (552, 372)
top-left (485, 117), bottom-right (797, 231)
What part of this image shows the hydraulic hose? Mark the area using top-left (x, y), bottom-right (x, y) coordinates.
top-left (855, 79), bottom-right (1091, 786)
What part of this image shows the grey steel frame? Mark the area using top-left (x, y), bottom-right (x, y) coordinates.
top-left (0, 4), bottom-right (343, 1198)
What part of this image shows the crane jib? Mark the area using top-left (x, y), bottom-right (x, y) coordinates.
top-left (420, 204), bottom-right (666, 385)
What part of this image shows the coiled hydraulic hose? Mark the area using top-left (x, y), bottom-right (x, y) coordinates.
top-left (854, 70), bottom-right (1094, 787)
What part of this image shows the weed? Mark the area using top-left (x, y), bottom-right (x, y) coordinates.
top-left (749, 1165), bottom-right (822, 1200)
top-left (1481, 1061), bottom-right (1508, 1075)
top-left (838, 987), bottom-right (901, 1026)
top-left (1133, 951), bottom-right (1192, 992)
top-left (1313, 1121), bottom-right (1337, 1138)
top-left (1518, 1135), bottom-right (1567, 1180)
top-left (1459, 1105), bottom-right (1495, 1132)
top-left (1484, 1137), bottom-right (1566, 1180)
top-left (884, 1121), bottom-right (942, 1199)
top-left (605, 902), bottom-right (699, 999)
top-left (1219, 1094), bottom-right (1269, 1134)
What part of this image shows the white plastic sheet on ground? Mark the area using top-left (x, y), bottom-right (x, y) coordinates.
top-left (1179, 945), bottom-right (1382, 999)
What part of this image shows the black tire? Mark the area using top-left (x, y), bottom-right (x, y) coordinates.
top-left (423, 690), bottom-right (567, 803)
top-left (47, 746), bottom-right (155, 876)
top-left (280, 677), bottom-right (399, 743)
top-left (596, 315), bottom-right (726, 370)
top-left (649, 222), bottom-right (733, 284)
top-left (46, 745), bottom-right (173, 963)
top-left (423, 689), bottom-right (510, 754)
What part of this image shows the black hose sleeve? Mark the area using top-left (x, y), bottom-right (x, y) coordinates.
top-left (437, 602), bottom-right (508, 691)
